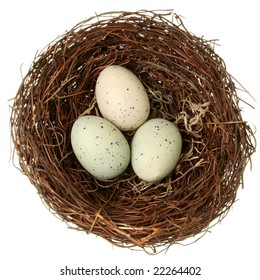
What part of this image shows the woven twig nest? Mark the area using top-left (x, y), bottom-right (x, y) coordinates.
top-left (10, 10), bottom-right (255, 253)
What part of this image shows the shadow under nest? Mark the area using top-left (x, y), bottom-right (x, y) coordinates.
top-left (10, 10), bottom-right (255, 254)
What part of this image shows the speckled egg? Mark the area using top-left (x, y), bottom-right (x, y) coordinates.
top-left (131, 118), bottom-right (182, 182)
top-left (95, 65), bottom-right (150, 131)
top-left (71, 115), bottom-right (130, 180)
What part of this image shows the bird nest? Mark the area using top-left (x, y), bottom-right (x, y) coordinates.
top-left (10, 10), bottom-right (256, 253)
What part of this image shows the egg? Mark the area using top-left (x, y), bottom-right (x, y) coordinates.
top-left (131, 118), bottom-right (182, 182)
top-left (95, 65), bottom-right (150, 131)
top-left (71, 115), bottom-right (130, 180)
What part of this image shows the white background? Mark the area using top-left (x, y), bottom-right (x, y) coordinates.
top-left (1, 0), bottom-right (259, 279)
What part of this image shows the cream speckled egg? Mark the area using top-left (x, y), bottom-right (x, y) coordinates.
top-left (95, 65), bottom-right (150, 131)
top-left (131, 118), bottom-right (182, 182)
top-left (71, 115), bottom-right (130, 180)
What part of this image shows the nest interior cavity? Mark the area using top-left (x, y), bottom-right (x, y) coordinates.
top-left (10, 10), bottom-right (255, 253)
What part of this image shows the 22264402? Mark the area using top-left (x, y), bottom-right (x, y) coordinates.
top-left (153, 266), bottom-right (202, 276)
